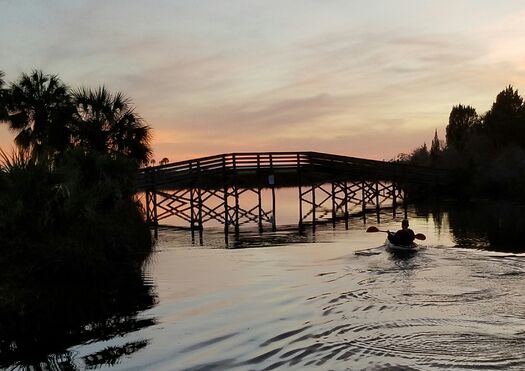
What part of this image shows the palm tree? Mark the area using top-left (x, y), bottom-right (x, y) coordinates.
top-left (72, 86), bottom-right (152, 166)
top-left (4, 70), bottom-right (73, 160)
top-left (0, 71), bottom-right (8, 122)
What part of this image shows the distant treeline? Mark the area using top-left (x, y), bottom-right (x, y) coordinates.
top-left (397, 86), bottom-right (525, 196)
top-left (0, 70), bottom-right (153, 283)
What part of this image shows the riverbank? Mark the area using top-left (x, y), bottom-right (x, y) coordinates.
top-left (0, 151), bottom-right (153, 284)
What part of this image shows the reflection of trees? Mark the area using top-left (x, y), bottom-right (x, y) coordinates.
top-left (413, 201), bottom-right (444, 233)
top-left (0, 272), bottom-right (157, 369)
top-left (419, 201), bottom-right (525, 253)
top-left (84, 340), bottom-right (149, 369)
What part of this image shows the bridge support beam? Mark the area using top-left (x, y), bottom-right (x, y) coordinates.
top-left (147, 186), bottom-right (274, 234)
top-left (298, 181), bottom-right (405, 228)
top-left (145, 189), bottom-right (158, 238)
top-left (299, 181), bottom-right (361, 228)
top-left (144, 180), bottom-right (405, 235)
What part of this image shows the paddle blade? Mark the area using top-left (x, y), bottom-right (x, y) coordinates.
top-left (415, 233), bottom-right (426, 241)
top-left (366, 226), bottom-right (380, 233)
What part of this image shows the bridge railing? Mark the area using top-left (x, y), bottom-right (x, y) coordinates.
top-left (136, 152), bottom-right (313, 190)
top-left (135, 151), bottom-right (448, 191)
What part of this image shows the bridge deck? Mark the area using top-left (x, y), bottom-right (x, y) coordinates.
top-left (135, 152), bottom-right (448, 191)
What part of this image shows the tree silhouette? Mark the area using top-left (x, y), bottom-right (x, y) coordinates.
top-left (0, 71), bottom-right (6, 121)
top-left (0, 70), bottom-right (155, 314)
top-left (408, 143), bottom-right (430, 166)
top-left (3, 70), bottom-right (73, 160)
top-left (159, 157), bottom-right (169, 165)
top-left (430, 129), bottom-right (442, 165)
top-left (399, 85), bottom-right (525, 196)
top-left (484, 85), bottom-right (525, 148)
top-left (446, 104), bottom-right (479, 150)
top-left (72, 86), bottom-right (152, 166)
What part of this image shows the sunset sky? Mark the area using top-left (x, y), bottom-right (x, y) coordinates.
top-left (1, 1), bottom-right (525, 161)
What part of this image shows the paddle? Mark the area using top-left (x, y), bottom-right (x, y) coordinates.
top-left (366, 226), bottom-right (426, 241)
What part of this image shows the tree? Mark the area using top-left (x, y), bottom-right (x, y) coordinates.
top-left (409, 143), bottom-right (430, 166)
top-left (446, 104), bottom-right (479, 150)
top-left (159, 157), bottom-right (169, 165)
top-left (0, 71), bottom-right (6, 121)
top-left (72, 86), bottom-right (152, 166)
top-left (430, 129), bottom-right (443, 165)
top-left (483, 85), bottom-right (525, 148)
top-left (3, 70), bottom-right (73, 160)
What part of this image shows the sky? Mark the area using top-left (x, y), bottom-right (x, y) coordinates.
top-left (1, 0), bottom-right (525, 161)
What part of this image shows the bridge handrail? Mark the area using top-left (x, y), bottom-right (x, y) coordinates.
top-left (139, 152), bottom-right (311, 178)
top-left (135, 151), bottom-right (448, 190)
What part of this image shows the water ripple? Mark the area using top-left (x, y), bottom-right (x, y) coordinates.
top-left (143, 228), bottom-right (525, 370)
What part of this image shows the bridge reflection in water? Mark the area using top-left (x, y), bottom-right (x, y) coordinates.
top-left (135, 152), bottom-right (447, 236)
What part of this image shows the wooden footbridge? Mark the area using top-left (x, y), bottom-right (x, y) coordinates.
top-left (135, 152), bottom-right (449, 233)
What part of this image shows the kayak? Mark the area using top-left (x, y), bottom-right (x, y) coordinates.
top-left (385, 239), bottom-right (419, 252)
top-left (354, 241), bottom-right (421, 256)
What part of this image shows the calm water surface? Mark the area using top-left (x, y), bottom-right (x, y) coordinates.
top-left (8, 204), bottom-right (525, 370)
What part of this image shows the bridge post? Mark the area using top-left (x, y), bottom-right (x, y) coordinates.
top-left (234, 191), bottom-right (240, 234)
top-left (331, 182), bottom-right (336, 228)
top-left (297, 154), bottom-right (303, 230)
top-left (189, 162), bottom-right (195, 230)
top-left (312, 184), bottom-right (316, 230)
top-left (257, 154), bottom-right (263, 233)
top-left (257, 186), bottom-right (263, 232)
top-left (190, 187), bottom-right (195, 229)
top-left (197, 160), bottom-right (203, 230)
top-left (298, 185), bottom-right (303, 229)
top-left (145, 190), bottom-right (151, 225)
top-left (271, 186), bottom-right (276, 232)
top-left (270, 153), bottom-right (276, 232)
top-left (375, 182), bottom-right (380, 213)
top-left (151, 168), bottom-right (158, 238)
top-left (223, 186), bottom-right (229, 234)
top-left (343, 181), bottom-right (349, 229)
top-left (361, 181), bottom-right (366, 218)
top-left (233, 154), bottom-right (240, 234)
top-left (197, 188), bottom-right (203, 230)
top-left (152, 189), bottom-right (158, 239)
top-left (223, 155), bottom-right (229, 234)
top-left (153, 192), bottom-right (159, 239)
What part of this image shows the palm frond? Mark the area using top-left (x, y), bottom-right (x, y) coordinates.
top-left (0, 147), bottom-right (34, 171)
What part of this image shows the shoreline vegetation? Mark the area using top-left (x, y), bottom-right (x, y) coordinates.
top-left (0, 70), bottom-right (155, 366)
top-left (0, 70), bottom-right (153, 282)
top-left (396, 85), bottom-right (525, 197)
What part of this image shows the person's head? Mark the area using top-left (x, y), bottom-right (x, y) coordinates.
top-left (401, 219), bottom-right (409, 229)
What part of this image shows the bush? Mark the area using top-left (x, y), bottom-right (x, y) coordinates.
top-left (0, 149), bottom-right (152, 284)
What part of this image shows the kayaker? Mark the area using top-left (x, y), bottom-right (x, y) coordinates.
top-left (387, 219), bottom-right (415, 246)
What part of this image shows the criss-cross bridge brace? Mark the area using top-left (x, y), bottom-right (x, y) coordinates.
top-left (135, 152), bottom-right (448, 234)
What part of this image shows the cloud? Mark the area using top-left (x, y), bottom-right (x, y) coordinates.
top-left (2, 2), bottom-right (525, 163)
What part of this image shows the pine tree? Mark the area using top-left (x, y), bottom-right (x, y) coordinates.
top-left (430, 129), bottom-right (441, 165)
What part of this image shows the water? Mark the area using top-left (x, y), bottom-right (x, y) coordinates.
top-left (4, 203), bottom-right (525, 370)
